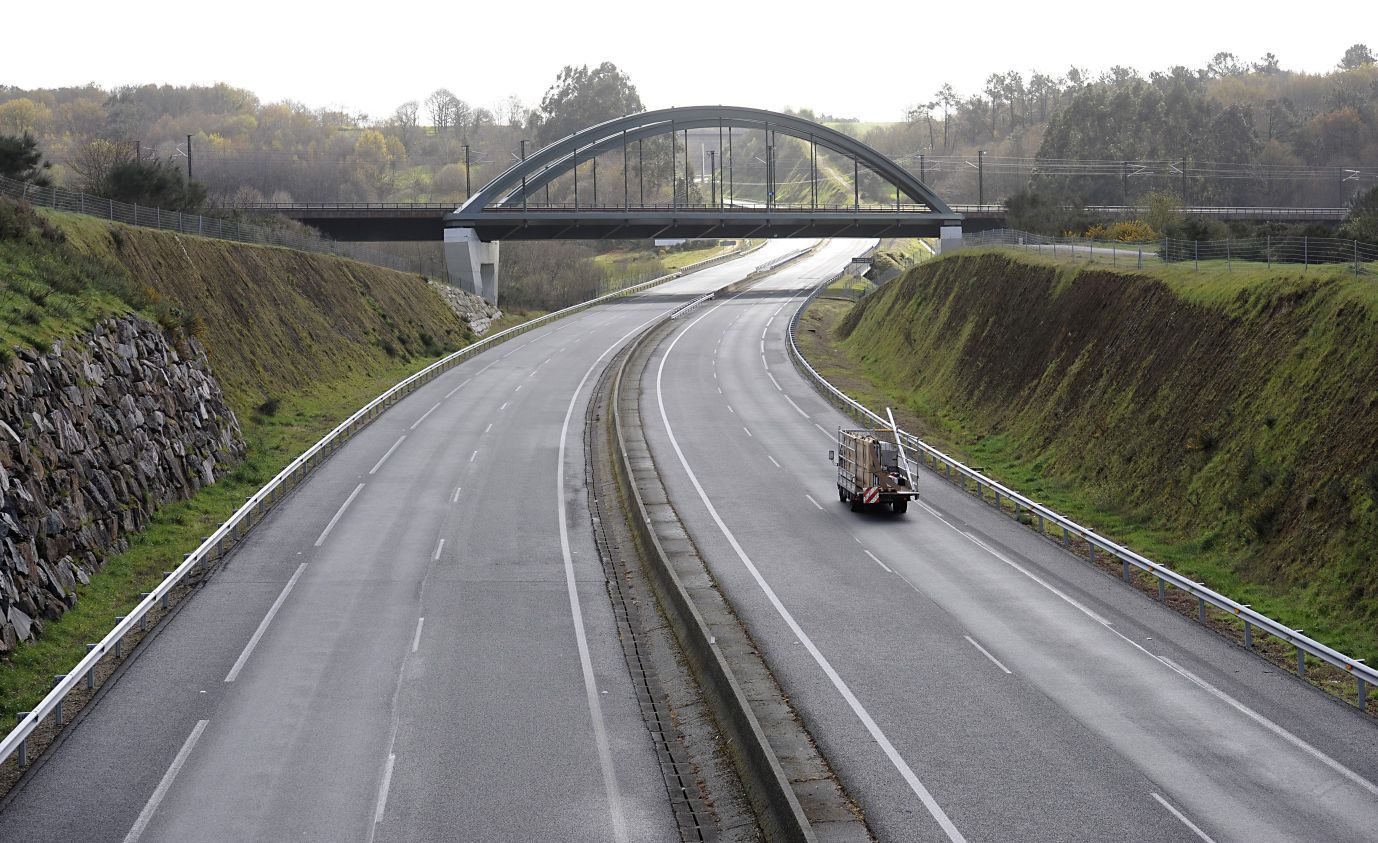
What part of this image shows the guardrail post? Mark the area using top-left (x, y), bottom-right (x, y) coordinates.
top-left (113, 620), bottom-right (125, 658)
top-left (1360, 677), bottom-right (1369, 712)
top-left (1243, 615), bottom-right (1253, 649)
top-left (162, 573), bottom-right (173, 609)
top-left (138, 596), bottom-right (150, 630)
top-left (1137, 246), bottom-right (1143, 269)
top-left (1197, 597), bottom-right (1207, 624)
top-left (1087, 540), bottom-right (1095, 562)
top-left (1157, 578), bottom-right (1165, 601)
top-left (53, 676), bottom-right (66, 725)
top-left (1297, 646), bottom-right (1306, 678)
top-left (1122, 558), bottom-right (1130, 582)
top-left (16, 715), bottom-right (28, 767)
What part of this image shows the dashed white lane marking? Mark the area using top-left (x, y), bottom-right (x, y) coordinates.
top-left (123, 719), bottom-right (210, 843)
top-left (762, 355), bottom-right (769, 370)
top-left (484, 423), bottom-right (493, 433)
top-left (863, 549), bottom-right (893, 574)
top-left (499, 402), bottom-right (509, 411)
top-left (225, 563), bottom-right (309, 682)
top-left (515, 384), bottom-right (522, 392)
top-left (410, 402), bottom-right (442, 430)
top-left (444, 378), bottom-right (472, 399)
top-left (657, 304), bottom-right (966, 843)
top-left (373, 753), bottom-right (396, 824)
top-left (814, 422), bottom-right (830, 437)
top-left (432, 539), bottom-right (445, 561)
top-left (783, 394), bottom-right (810, 419)
top-left (727, 404), bottom-right (735, 414)
top-left (717, 387), bottom-right (722, 394)
top-left (805, 493), bottom-right (824, 510)
top-left (1150, 793), bottom-right (1216, 842)
top-left (767, 371), bottom-right (782, 391)
top-left (369, 436), bottom-right (407, 475)
top-left (963, 635), bottom-right (1012, 674)
top-left (743, 427), bottom-right (753, 437)
top-left (451, 486), bottom-right (461, 503)
top-left (768, 455), bottom-right (781, 468)
top-left (469, 450), bottom-right (478, 463)
top-left (316, 483), bottom-right (366, 546)
top-left (411, 617), bottom-right (425, 653)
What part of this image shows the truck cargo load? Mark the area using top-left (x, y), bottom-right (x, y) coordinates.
top-left (829, 409), bottom-right (919, 514)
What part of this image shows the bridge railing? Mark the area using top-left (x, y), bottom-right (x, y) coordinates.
top-left (0, 176), bottom-right (423, 274)
top-left (949, 228), bottom-right (1378, 275)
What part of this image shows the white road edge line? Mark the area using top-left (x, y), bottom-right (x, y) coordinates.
top-left (369, 436), bottom-right (407, 475)
top-left (783, 394), bottom-right (810, 419)
top-left (767, 371), bottom-right (782, 391)
top-left (225, 562), bottom-right (309, 682)
top-left (805, 493), bottom-right (824, 510)
top-left (411, 617), bottom-right (425, 653)
top-left (863, 549), bottom-right (893, 574)
top-left (657, 305), bottom-right (967, 843)
top-left (433, 538), bottom-right (445, 561)
top-left (409, 402), bottom-right (441, 430)
top-left (373, 753), bottom-right (396, 824)
top-left (555, 308), bottom-right (682, 843)
top-left (1150, 792), bottom-right (1216, 843)
top-left (315, 483), bottom-right (366, 546)
top-left (963, 634), bottom-right (1012, 674)
top-left (123, 719), bottom-right (210, 843)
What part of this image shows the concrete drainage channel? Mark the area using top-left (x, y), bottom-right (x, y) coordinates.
top-left (606, 281), bottom-right (871, 840)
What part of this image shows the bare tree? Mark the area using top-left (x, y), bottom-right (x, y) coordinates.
top-left (392, 100), bottom-right (420, 150)
top-left (501, 94), bottom-right (528, 128)
top-left (69, 137), bottom-right (134, 195)
top-left (426, 89), bottom-right (457, 132)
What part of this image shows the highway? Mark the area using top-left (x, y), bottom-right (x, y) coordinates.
top-left (0, 240), bottom-right (805, 843)
top-left (640, 238), bottom-right (1378, 841)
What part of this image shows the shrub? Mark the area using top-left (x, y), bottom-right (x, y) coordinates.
top-left (255, 396), bottom-right (281, 416)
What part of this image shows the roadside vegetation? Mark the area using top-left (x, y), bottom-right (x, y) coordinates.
top-left (801, 250), bottom-right (1378, 666)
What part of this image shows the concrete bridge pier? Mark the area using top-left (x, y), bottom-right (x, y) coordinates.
top-left (443, 228), bottom-right (500, 304)
top-left (939, 225), bottom-right (964, 254)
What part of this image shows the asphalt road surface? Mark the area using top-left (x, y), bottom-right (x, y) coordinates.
top-left (641, 238), bottom-right (1378, 841)
top-left (0, 240), bottom-right (806, 843)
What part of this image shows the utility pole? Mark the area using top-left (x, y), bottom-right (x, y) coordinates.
top-left (1181, 156), bottom-right (1187, 204)
top-left (919, 153), bottom-right (926, 184)
top-left (186, 134), bottom-right (193, 182)
top-left (708, 150), bottom-right (717, 206)
top-left (463, 144), bottom-right (471, 199)
top-left (520, 140), bottom-right (528, 211)
top-left (978, 150), bottom-right (985, 207)
top-left (1122, 160), bottom-right (1129, 206)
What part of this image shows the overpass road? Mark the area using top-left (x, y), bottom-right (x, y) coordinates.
top-left (640, 239), bottom-right (1378, 841)
top-left (0, 240), bottom-right (806, 843)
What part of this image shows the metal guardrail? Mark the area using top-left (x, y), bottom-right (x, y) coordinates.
top-left (756, 246), bottom-right (813, 274)
top-left (0, 176), bottom-right (422, 275)
top-left (948, 204), bottom-right (1351, 220)
top-left (950, 228), bottom-right (1378, 275)
top-left (785, 273), bottom-right (1377, 714)
top-left (0, 240), bottom-right (760, 771)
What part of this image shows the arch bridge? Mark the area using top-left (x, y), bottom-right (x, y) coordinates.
top-left (443, 106), bottom-right (962, 300)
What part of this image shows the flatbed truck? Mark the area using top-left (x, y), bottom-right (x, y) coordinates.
top-left (829, 409), bottom-right (919, 514)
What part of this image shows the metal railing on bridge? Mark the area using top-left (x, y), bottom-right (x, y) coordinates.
top-left (0, 176), bottom-right (424, 275)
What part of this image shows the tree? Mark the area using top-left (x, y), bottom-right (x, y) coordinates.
top-left (392, 100), bottom-right (420, 150)
top-left (500, 94), bottom-right (528, 128)
top-left (1341, 186), bottom-right (1378, 242)
top-left (426, 89), bottom-right (459, 132)
top-left (103, 158), bottom-right (207, 212)
top-left (0, 132), bottom-right (52, 185)
top-left (71, 137), bottom-right (135, 195)
top-left (935, 83), bottom-right (958, 150)
top-left (1339, 43), bottom-right (1375, 70)
top-left (1206, 52), bottom-right (1246, 79)
top-left (530, 62), bottom-right (643, 147)
top-left (0, 98), bottom-right (51, 135)
top-left (1253, 53), bottom-right (1282, 74)
top-left (984, 73), bottom-right (1004, 137)
top-left (1143, 190), bottom-right (1184, 235)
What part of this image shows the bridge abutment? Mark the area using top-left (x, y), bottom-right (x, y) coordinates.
top-left (939, 225), bottom-right (964, 254)
top-left (443, 228), bottom-right (500, 304)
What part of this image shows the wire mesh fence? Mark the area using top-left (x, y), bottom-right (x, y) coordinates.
top-left (950, 229), bottom-right (1378, 275)
top-left (0, 175), bottom-right (423, 275)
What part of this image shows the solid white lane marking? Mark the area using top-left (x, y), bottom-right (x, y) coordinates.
top-left (411, 617), bottom-right (425, 653)
top-left (500, 402), bottom-right (509, 411)
top-left (657, 307), bottom-right (966, 843)
top-left (469, 450), bottom-right (478, 463)
top-left (451, 486), bottom-right (461, 503)
top-left (369, 436), bottom-right (407, 475)
top-left (556, 310), bottom-right (688, 843)
top-left (783, 394), bottom-right (810, 419)
top-left (767, 371), bottom-right (782, 391)
top-left (963, 635), bottom-right (1012, 674)
top-left (768, 455), bottom-right (781, 468)
top-left (1156, 657), bottom-right (1378, 798)
top-left (225, 563), bottom-right (309, 682)
top-left (316, 483), bottom-right (366, 546)
top-left (864, 549), bottom-right (893, 574)
top-left (762, 355), bottom-right (769, 370)
top-left (409, 402), bottom-right (441, 430)
top-left (123, 719), bottom-right (210, 843)
top-left (1150, 793), bottom-right (1216, 842)
top-left (432, 539), bottom-right (445, 561)
top-left (444, 377), bottom-right (472, 399)
top-left (743, 427), bottom-right (753, 437)
top-left (373, 753), bottom-right (396, 824)
top-left (805, 493), bottom-right (824, 510)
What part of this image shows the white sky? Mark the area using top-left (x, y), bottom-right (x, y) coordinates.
top-left (6, 0), bottom-right (1370, 123)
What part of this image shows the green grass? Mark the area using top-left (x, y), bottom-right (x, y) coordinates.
top-left (0, 358), bottom-right (448, 723)
top-left (808, 251), bottom-right (1378, 664)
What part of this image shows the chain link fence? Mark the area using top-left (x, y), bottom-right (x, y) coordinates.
top-left (0, 175), bottom-right (423, 275)
top-left (949, 228), bottom-right (1378, 275)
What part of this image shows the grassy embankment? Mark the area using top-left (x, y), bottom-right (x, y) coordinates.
top-left (799, 248), bottom-right (1378, 690)
top-left (0, 202), bottom-right (473, 722)
top-left (592, 241), bottom-right (737, 293)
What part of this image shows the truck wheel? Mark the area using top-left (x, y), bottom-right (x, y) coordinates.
top-left (892, 500), bottom-right (908, 515)
top-left (838, 487), bottom-right (848, 502)
top-left (850, 495), bottom-right (861, 512)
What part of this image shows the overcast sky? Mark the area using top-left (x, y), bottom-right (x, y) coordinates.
top-left (7, 0), bottom-right (1370, 123)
